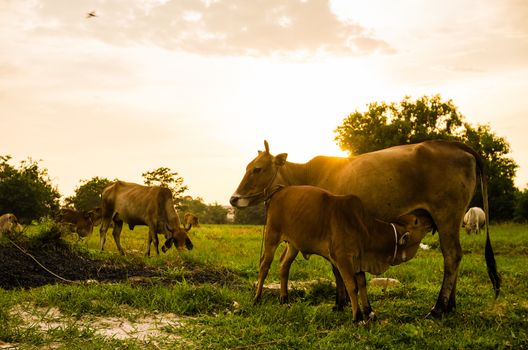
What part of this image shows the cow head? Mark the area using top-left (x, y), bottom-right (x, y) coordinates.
top-left (230, 140), bottom-right (288, 208)
top-left (76, 211), bottom-right (95, 237)
top-left (87, 207), bottom-right (103, 227)
top-left (162, 225), bottom-right (193, 253)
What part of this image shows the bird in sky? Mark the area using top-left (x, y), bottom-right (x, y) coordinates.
top-left (86, 11), bottom-right (97, 19)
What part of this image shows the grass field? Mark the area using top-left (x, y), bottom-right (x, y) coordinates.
top-left (1, 222), bottom-right (527, 349)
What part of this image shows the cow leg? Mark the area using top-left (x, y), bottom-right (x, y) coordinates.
top-left (279, 244), bottom-right (299, 304)
top-left (331, 264), bottom-right (349, 311)
top-left (112, 220), bottom-right (125, 255)
top-left (145, 226), bottom-right (160, 257)
top-left (429, 222), bottom-right (462, 317)
top-left (254, 229), bottom-right (281, 304)
top-left (356, 272), bottom-right (375, 321)
top-left (99, 218), bottom-right (112, 251)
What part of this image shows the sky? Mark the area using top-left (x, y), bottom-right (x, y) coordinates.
top-left (2, 0), bottom-right (528, 205)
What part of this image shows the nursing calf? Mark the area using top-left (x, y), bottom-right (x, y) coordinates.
top-left (255, 186), bottom-right (432, 321)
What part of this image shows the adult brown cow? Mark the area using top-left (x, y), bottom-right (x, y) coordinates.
top-left (100, 181), bottom-right (193, 256)
top-left (57, 208), bottom-right (97, 238)
top-left (256, 185), bottom-right (433, 321)
top-left (230, 140), bottom-right (500, 317)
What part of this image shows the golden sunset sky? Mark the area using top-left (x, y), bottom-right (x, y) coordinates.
top-left (2, 0), bottom-right (528, 204)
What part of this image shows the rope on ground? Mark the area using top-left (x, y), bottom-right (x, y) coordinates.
top-left (8, 238), bottom-right (78, 284)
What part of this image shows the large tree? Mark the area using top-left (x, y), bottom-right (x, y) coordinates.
top-left (65, 176), bottom-right (111, 211)
top-left (142, 167), bottom-right (188, 205)
top-left (0, 156), bottom-right (60, 223)
top-left (335, 95), bottom-right (518, 221)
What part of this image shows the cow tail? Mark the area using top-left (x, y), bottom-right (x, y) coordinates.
top-left (479, 159), bottom-right (501, 298)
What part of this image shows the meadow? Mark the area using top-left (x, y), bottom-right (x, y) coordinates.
top-left (0, 221), bottom-right (527, 349)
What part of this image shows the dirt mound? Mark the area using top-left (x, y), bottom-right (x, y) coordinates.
top-left (0, 238), bottom-right (244, 290)
top-left (0, 243), bottom-right (161, 289)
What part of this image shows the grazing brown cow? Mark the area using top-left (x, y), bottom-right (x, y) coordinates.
top-left (230, 140), bottom-right (500, 317)
top-left (100, 181), bottom-right (193, 256)
top-left (0, 213), bottom-right (23, 238)
top-left (57, 208), bottom-right (96, 238)
top-left (183, 212), bottom-right (200, 230)
top-left (255, 185), bottom-right (433, 321)
top-left (463, 207), bottom-right (486, 235)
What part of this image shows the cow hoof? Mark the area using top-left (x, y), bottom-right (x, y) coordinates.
top-left (279, 296), bottom-right (289, 304)
top-left (425, 307), bottom-right (444, 319)
top-left (332, 304), bottom-right (345, 312)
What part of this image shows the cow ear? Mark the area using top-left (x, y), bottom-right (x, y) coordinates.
top-left (274, 153), bottom-right (288, 166)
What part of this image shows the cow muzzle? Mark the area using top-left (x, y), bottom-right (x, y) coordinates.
top-left (229, 195), bottom-right (250, 208)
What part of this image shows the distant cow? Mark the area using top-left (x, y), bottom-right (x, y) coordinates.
top-left (463, 207), bottom-right (486, 235)
top-left (100, 181), bottom-right (193, 256)
top-left (254, 186), bottom-right (433, 321)
top-left (88, 207), bottom-right (103, 227)
top-left (0, 213), bottom-right (23, 238)
top-left (57, 208), bottom-right (97, 238)
top-left (183, 212), bottom-right (200, 230)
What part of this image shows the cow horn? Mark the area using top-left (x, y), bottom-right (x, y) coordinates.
top-left (264, 140), bottom-right (270, 154)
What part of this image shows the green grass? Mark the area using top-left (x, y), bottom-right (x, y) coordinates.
top-left (1, 222), bottom-right (527, 349)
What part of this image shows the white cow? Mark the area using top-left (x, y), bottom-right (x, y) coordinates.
top-left (463, 207), bottom-right (486, 235)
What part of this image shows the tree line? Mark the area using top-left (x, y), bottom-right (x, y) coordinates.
top-left (2, 95), bottom-right (528, 224)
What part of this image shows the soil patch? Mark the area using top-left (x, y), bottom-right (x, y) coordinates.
top-left (0, 243), bottom-right (161, 289)
top-left (0, 239), bottom-right (244, 290)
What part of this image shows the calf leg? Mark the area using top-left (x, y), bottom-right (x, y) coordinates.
top-left (279, 244), bottom-right (299, 304)
top-left (332, 264), bottom-right (349, 311)
top-left (254, 228), bottom-right (281, 304)
top-left (112, 220), bottom-right (125, 255)
top-left (356, 272), bottom-right (375, 320)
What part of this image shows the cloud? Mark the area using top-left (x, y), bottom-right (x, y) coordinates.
top-left (28, 0), bottom-right (392, 57)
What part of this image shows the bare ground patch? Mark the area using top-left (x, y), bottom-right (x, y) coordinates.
top-left (0, 241), bottom-right (243, 290)
top-left (8, 303), bottom-right (192, 347)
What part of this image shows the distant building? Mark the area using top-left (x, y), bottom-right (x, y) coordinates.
top-left (223, 205), bottom-right (235, 223)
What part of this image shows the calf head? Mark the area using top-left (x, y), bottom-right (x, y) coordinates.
top-left (230, 140), bottom-right (288, 208)
top-left (391, 213), bottom-right (434, 264)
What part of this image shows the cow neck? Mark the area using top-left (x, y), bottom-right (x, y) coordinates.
top-left (279, 161), bottom-right (308, 186)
